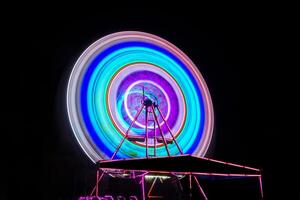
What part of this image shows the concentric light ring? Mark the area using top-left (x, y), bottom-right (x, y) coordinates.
top-left (67, 31), bottom-right (214, 162)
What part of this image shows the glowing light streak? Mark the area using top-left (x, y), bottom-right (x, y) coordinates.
top-left (67, 31), bottom-right (214, 162)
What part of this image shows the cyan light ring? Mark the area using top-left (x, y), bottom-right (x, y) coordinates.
top-left (67, 31), bottom-right (214, 162)
top-left (106, 62), bottom-right (187, 148)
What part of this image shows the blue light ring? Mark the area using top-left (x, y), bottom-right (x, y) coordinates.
top-left (104, 61), bottom-right (188, 148)
top-left (79, 41), bottom-right (204, 159)
top-left (90, 49), bottom-right (198, 155)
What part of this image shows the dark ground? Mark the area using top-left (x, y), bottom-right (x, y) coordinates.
top-left (1, 4), bottom-right (297, 200)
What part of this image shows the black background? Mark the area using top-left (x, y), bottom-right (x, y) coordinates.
top-left (2, 5), bottom-right (296, 200)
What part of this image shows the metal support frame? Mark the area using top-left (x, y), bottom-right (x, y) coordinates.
top-left (86, 87), bottom-right (264, 200)
top-left (171, 172), bottom-right (183, 192)
top-left (151, 105), bottom-right (171, 156)
top-left (90, 169), bottom-right (105, 197)
top-left (193, 175), bottom-right (208, 200)
top-left (189, 174), bottom-right (192, 199)
top-left (141, 175), bottom-right (146, 200)
top-left (145, 106), bottom-right (149, 158)
top-left (153, 119), bottom-right (157, 157)
top-left (156, 106), bottom-right (183, 155)
top-left (147, 177), bottom-right (157, 198)
top-left (259, 175), bottom-right (264, 200)
top-left (111, 88), bottom-right (184, 159)
top-left (111, 105), bottom-right (145, 160)
top-left (89, 167), bottom-right (264, 200)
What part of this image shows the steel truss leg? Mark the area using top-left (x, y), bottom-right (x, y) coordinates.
top-left (147, 177), bottom-right (157, 198)
top-left (111, 105), bottom-right (145, 160)
top-left (147, 176), bottom-right (165, 199)
top-left (193, 175), bottom-right (208, 200)
top-left (189, 174), bottom-right (192, 199)
top-left (145, 106), bottom-right (149, 158)
top-left (259, 175), bottom-right (264, 199)
top-left (141, 175), bottom-right (146, 200)
top-left (171, 173), bottom-right (183, 192)
top-left (90, 169), bottom-right (105, 197)
top-left (156, 106), bottom-right (183, 155)
top-left (154, 120), bottom-right (156, 157)
top-left (151, 105), bottom-right (171, 156)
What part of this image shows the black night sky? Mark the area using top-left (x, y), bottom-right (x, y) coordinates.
top-left (2, 5), bottom-right (296, 200)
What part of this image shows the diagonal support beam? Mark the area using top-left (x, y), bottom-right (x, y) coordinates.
top-left (141, 175), bottom-right (146, 200)
top-left (193, 175), bottom-right (208, 200)
top-left (259, 175), bottom-right (264, 199)
top-left (156, 106), bottom-right (183, 155)
top-left (90, 169), bottom-right (105, 196)
top-left (151, 105), bottom-right (171, 156)
top-left (145, 106), bottom-right (149, 158)
top-left (111, 105), bottom-right (145, 160)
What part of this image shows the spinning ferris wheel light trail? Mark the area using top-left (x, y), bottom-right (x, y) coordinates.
top-left (67, 31), bottom-right (214, 162)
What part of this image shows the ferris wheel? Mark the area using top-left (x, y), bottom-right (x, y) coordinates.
top-left (67, 31), bottom-right (214, 162)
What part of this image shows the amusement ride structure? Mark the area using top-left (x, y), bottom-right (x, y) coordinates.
top-left (67, 31), bottom-right (264, 199)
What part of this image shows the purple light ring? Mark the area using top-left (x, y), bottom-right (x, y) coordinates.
top-left (106, 62), bottom-right (187, 147)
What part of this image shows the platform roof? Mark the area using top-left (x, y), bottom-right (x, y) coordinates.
top-left (97, 155), bottom-right (261, 176)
